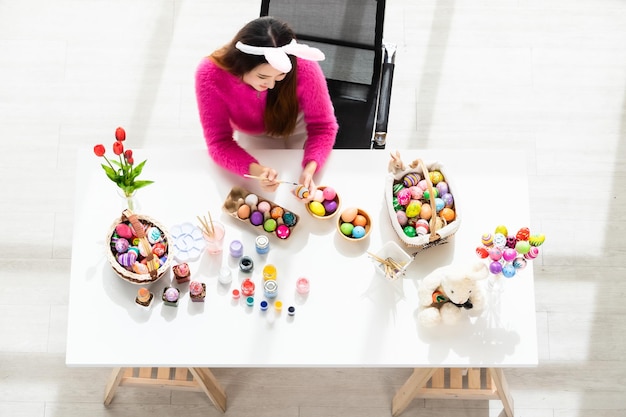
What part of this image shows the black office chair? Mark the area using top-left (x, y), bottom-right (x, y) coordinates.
top-left (260, 0), bottom-right (396, 149)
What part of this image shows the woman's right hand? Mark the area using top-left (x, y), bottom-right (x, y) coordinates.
top-left (249, 163), bottom-right (280, 192)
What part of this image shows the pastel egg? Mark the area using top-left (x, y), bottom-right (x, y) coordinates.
top-left (515, 240), bottom-right (531, 254)
top-left (270, 206), bottom-right (284, 219)
top-left (415, 224), bottom-right (428, 235)
top-left (436, 181), bottom-right (449, 196)
top-left (419, 203), bottom-right (432, 220)
top-left (489, 248), bottom-right (502, 261)
top-left (308, 201), bottom-right (326, 216)
top-left (250, 211), bottom-right (264, 226)
top-left (117, 251), bottom-right (137, 267)
top-left (340, 207), bottom-right (358, 223)
top-left (263, 218), bottom-right (277, 232)
top-left (434, 198), bottom-right (445, 212)
top-left (442, 192), bottom-right (454, 208)
top-left (282, 212), bottom-right (297, 227)
top-left (323, 199), bottom-right (338, 214)
top-left (403, 173), bottom-right (421, 187)
top-left (353, 214), bottom-right (367, 227)
top-left (115, 223), bottom-right (134, 239)
top-left (502, 264), bottom-right (516, 278)
top-left (147, 227), bottom-right (162, 244)
top-left (244, 193), bottom-right (259, 206)
top-left (409, 186), bottom-right (423, 200)
top-left (237, 204), bottom-right (251, 219)
top-left (396, 210), bottom-right (408, 226)
top-left (416, 219), bottom-right (430, 232)
top-left (417, 179), bottom-right (429, 191)
top-left (351, 225), bottom-right (366, 239)
top-left (115, 238), bottom-right (129, 253)
top-left (493, 233), bottom-right (507, 249)
top-left (257, 201), bottom-right (271, 213)
top-left (340, 222), bottom-right (354, 236)
top-left (313, 189), bottom-right (324, 202)
top-left (322, 187), bottom-right (336, 201)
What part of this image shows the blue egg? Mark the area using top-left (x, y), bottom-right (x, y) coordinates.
top-left (351, 225), bottom-right (366, 239)
top-left (502, 264), bottom-right (516, 278)
top-left (434, 198), bottom-right (445, 212)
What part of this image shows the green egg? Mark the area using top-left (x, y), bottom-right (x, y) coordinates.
top-left (403, 226), bottom-right (417, 237)
top-left (340, 222), bottom-right (354, 236)
top-left (263, 218), bottom-right (277, 232)
top-left (308, 201), bottom-right (326, 216)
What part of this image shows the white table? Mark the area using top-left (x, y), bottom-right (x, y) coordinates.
top-left (67, 148), bottom-right (537, 415)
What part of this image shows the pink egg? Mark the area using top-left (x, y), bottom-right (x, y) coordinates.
top-left (502, 248), bottom-right (517, 262)
top-left (257, 201), bottom-right (271, 213)
top-left (489, 248), bottom-right (502, 261)
top-left (322, 187), bottom-right (336, 201)
top-left (417, 179), bottom-right (430, 191)
top-left (313, 189), bottom-right (324, 202)
top-left (115, 223), bottom-right (134, 239)
top-left (409, 186), bottom-right (423, 200)
top-left (396, 210), bottom-right (408, 226)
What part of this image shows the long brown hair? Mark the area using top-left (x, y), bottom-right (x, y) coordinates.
top-left (211, 17), bottom-right (299, 137)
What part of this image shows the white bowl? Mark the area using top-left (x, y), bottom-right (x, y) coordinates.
top-left (372, 241), bottom-right (413, 280)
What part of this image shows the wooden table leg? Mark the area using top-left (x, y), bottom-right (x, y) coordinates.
top-left (391, 368), bottom-right (436, 417)
top-left (103, 367), bottom-right (126, 406)
top-left (489, 368), bottom-right (514, 417)
top-left (189, 368), bottom-right (227, 412)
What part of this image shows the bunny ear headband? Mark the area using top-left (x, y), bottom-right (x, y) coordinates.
top-left (235, 39), bottom-right (325, 73)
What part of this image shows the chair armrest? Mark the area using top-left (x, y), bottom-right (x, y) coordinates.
top-left (373, 43), bottom-right (397, 148)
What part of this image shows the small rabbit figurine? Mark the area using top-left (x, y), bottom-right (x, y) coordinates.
top-left (388, 151), bottom-right (405, 174)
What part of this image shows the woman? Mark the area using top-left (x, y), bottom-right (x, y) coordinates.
top-left (195, 17), bottom-right (338, 198)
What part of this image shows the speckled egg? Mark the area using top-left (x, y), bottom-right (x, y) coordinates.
top-left (409, 186), bottom-right (423, 200)
top-left (436, 181), bottom-right (449, 196)
top-left (429, 170), bottom-right (444, 185)
top-left (405, 201), bottom-right (421, 218)
top-left (442, 192), bottom-right (454, 208)
top-left (270, 206), bottom-right (284, 219)
top-left (282, 212), bottom-right (297, 227)
top-left (237, 204), bottom-right (251, 219)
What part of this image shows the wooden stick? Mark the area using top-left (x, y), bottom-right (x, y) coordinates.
top-left (207, 211), bottom-right (215, 236)
top-left (243, 174), bottom-right (299, 186)
top-left (196, 215), bottom-right (212, 237)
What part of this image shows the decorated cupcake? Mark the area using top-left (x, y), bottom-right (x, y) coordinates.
top-left (172, 263), bottom-right (190, 284)
top-left (162, 287), bottom-right (180, 307)
top-left (189, 281), bottom-right (206, 302)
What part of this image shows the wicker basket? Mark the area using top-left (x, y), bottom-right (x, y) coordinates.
top-left (106, 209), bottom-right (172, 284)
top-left (385, 158), bottom-right (461, 249)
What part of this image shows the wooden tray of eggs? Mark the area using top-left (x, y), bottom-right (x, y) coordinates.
top-left (106, 209), bottom-right (173, 284)
top-left (385, 156), bottom-right (460, 249)
top-left (222, 186), bottom-right (299, 239)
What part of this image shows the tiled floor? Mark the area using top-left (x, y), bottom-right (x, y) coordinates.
top-left (1, 1), bottom-right (625, 416)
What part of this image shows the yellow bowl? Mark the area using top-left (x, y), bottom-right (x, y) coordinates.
top-left (336, 208), bottom-right (372, 241)
top-left (305, 186), bottom-right (341, 220)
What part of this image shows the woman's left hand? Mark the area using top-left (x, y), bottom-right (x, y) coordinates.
top-left (298, 161), bottom-right (318, 202)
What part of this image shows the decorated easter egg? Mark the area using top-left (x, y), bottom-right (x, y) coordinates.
top-left (353, 214), bottom-right (368, 227)
top-left (423, 188), bottom-right (439, 200)
top-left (506, 235), bottom-right (517, 248)
top-left (352, 226), bottom-right (366, 239)
top-left (244, 193), bottom-right (259, 206)
top-left (403, 226), bottom-right (417, 237)
top-left (513, 257), bottom-right (527, 269)
top-left (127, 247), bottom-right (140, 257)
top-left (493, 233), bottom-right (507, 249)
top-left (115, 223), bottom-right (134, 239)
top-left (419, 203), bottom-right (432, 220)
top-left (282, 212), bottom-right (297, 227)
top-left (115, 238), bottom-right (129, 253)
top-left (323, 199), bottom-right (338, 214)
top-left (313, 189), bottom-right (324, 202)
top-left (237, 204), bottom-right (251, 219)
top-left (429, 170), bottom-right (444, 184)
top-left (495, 225), bottom-right (508, 236)
top-left (322, 187), bottom-right (336, 201)
top-left (341, 207), bottom-right (358, 223)
top-left (133, 262), bottom-right (149, 274)
top-left (250, 211), bottom-right (264, 226)
top-left (296, 185), bottom-right (310, 199)
top-left (524, 246), bottom-right (539, 260)
top-left (489, 247), bottom-right (503, 261)
top-left (396, 188), bottom-right (412, 206)
top-left (117, 251), bottom-right (137, 267)
top-left (164, 287), bottom-right (179, 302)
top-left (308, 201), bottom-right (326, 216)
top-left (257, 201), bottom-right (271, 213)
top-left (263, 218), bottom-right (277, 232)
top-left (440, 207), bottom-right (455, 222)
top-left (405, 201), bottom-right (421, 218)
top-left (276, 224), bottom-right (291, 239)
top-left (442, 192), bottom-right (454, 208)
top-left (502, 264), bottom-right (516, 278)
top-left (392, 196), bottom-right (403, 211)
top-left (476, 246), bottom-right (489, 258)
top-left (147, 227), bottom-right (162, 244)
top-left (392, 183), bottom-right (405, 195)
top-left (415, 224), bottom-right (428, 235)
top-left (489, 261), bottom-right (503, 275)
top-left (516, 227), bottom-right (530, 241)
top-left (436, 181), bottom-right (449, 196)
top-left (481, 233), bottom-right (494, 247)
top-left (402, 173), bottom-right (421, 187)
top-left (434, 198), bottom-right (445, 212)
top-left (416, 218), bottom-right (430, 232)
top-left (396, 210), bottom-right (408, 226)
top-left (152, 242), bottom-right (166, 257)
top-left (502, 248), bottom-right (517, 262)
top-left (529, 234), bottom-right (546, 247)
top-left (515, 240), bottom-right (531, 254)
top-left (417, 179), bottom-right (429, 191)
top-left (409, 186), bottom-right (423, 200)
top-left (340, 222), bottom-right (354, 236)
top-left (270, 206), bottom-right (284, 219)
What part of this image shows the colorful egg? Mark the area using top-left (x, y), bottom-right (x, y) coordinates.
top-left (295, 185), bottom-right (310, 199)
top-left (506, 235), bottom-right (517, 248)
top-left (419, 203), bottom-right (432, 220)
top-left (423, 188), bottom-right (438, 200)
top-left (164, 287), bottom-right (179, 302)
top-left (308, 201), bottom-right (326, 216)
top-left (515, 240), bottom-right (531, 255)
top-left (323, 199), bottom-right (338, 214)
top-left (516, 227), bottom-right (530, 241)
top-left (244, 193), bottom-right (259, 206)
top-left (282, 212), bottom-right (297, 227)
top-left (409, 186), bottom-right (423, 200)
top-left (392, 196), bottom-right (403, 211)
top-left (402, 173), bottom-right (421, 187)
top-left (147, 227), bottom-right (162, 244)
top-left (434, 198), bottom-right (445, 212)
top-left (117, 251), bottom-right (137, 267)
top-left (270, 206), bottom-right (284, 219)
top-left (152, 242), bottom-right (166, 257)
top-left (396, 188), bottom-right (412, 206)
top-left (489, 261), bottom-right (503, 275)
top-left (115, 238), bottom-right (129, 253)
top-left (495, 225), bottom-right (508, 236)
top-left (493, 233), bottom-right (507, 249)
top-left (436, 181), bottom-right (449, 196)
top-left (481, 233), bottom-right (494, 247)
top-left (133, 262), bottom-right (149, 274)
top-left (313, 189), bottom-right (324, 202)
top-left (403, 226), bottom-right (417, 237)
top-left (440, 207), bottom-right (455, 222)
top-left (263, 218), bottom-right (277, 232)
top-left (392, 183), bottom-right (405, 195)
top-left (502, 248), bottom-right (517, 262)
top-left (416, 219), bottom-right (430, 232)
top-left (351, 226), bottom-right (366, 239)
top-left (442, 192), bottom-right (454, 208)
top-left (237, 204), bottom-right (251, 219)
top-left (115, 223), bottom-right (134, 239)
top-left (322, 187), bottom-right (336, 201)
top-left (353, 214), bottom-right (367, 227)
top-left (489, 248), bottom-right (503, 261)
top-left (276, 224), bottom-right (291, 239)
top-left (502, 264), bottom-right (516, 278)
top-left (529, 234), bottom-right (546, 247)
top-left (340, 222), bottom-right (354, 236)
top-left (396, 210), bottom-right (408, 226)
top-left (250, 211), bottom-right (264, 226)
top-left (429, 170), bottom-right (444, 185)
top-left (476, 246), bottom-right (489, 258)
top-left (513, 257), bottom-right (527, 269)
top-left (257, 201), bottom-right (271, 213)
top-left (341, 208), bottom-right (358, 223)
top-left (417, 179), bottom-right (429, 191)
top-left (405, 201), bottom-right (421, 218)
top-left (524, 246), bottom-right (539, 260)
top-left (415, 224), bottom-right (428, 235)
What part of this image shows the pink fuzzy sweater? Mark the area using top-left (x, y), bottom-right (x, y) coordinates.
top-left (195, 57), bottom-right (338, 176)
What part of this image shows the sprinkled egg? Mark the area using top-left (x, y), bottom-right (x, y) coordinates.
top-left (341, 207), bottom-right (358, 223)
top-left (237, 204), bottom-right (251, 219)
top-left (244, 193), bottom-right (259, 206)
top-left (257, 201), bottom-right (271, 213)
top-left (429, 170), bottom-right (444, 185)
top-left (308, 201), bottom-right (326, 217)
top-left (250, 211), bottom-right (264, 226)
top-left (405, 201), bottom-right (421, 218)
top-left (322, 187), bottom-right (336, 201)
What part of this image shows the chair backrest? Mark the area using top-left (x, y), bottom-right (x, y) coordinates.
top-left (260, 0), bottom-right (385, 86)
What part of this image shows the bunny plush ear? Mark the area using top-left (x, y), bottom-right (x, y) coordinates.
top-left (235, 39), bottom-right (325, 73)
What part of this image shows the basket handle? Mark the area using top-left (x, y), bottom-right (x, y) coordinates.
top-left (122, 209), bottom-right (158, 278)
top-left (413, 159), bottom-right (445, 242)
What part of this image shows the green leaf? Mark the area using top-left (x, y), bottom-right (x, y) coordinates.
top-left (131, 180), bottom-right (154, 190)
top-left (101, 164), bottom-right (118, 182)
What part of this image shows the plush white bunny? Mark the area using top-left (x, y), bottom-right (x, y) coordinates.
top-left (417, 262), bottom-right (489, 327)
